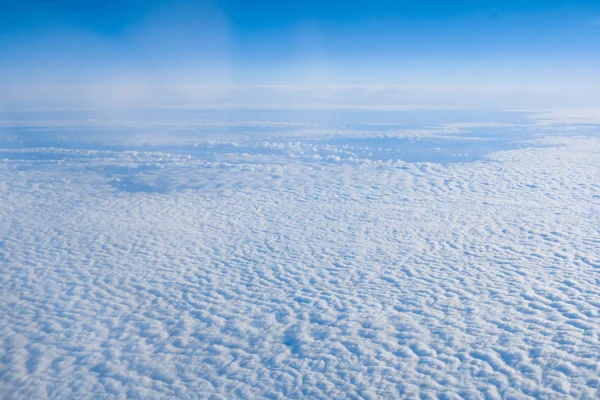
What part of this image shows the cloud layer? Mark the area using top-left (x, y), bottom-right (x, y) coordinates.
top-left (3, 84), bottom-right (600, 112)
top-left (1, 123), bottom-right (600, 398)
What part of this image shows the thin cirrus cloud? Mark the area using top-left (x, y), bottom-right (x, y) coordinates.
top-left (2, 83), bottom-right (600, 112)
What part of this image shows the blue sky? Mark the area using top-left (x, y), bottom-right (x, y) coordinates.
top-left (1, 0), bottom-right (599, 110)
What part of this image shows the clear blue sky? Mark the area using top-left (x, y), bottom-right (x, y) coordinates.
top-left (1, 0), bottom-right (599, 110)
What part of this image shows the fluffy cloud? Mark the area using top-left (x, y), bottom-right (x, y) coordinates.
top-left (1, 119), bottom-right (600, 398)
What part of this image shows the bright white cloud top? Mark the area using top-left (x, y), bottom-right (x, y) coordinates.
top-left (1, 112), bottom-right (600, 399)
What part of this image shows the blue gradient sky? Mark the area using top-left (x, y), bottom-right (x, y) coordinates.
top-left (1, 0), bottom-right (599, 110)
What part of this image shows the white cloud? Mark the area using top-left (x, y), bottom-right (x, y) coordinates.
top-left (526, 109), bottom-right (600, 125)
top-left (1, 119), bottom-right (600, 398)
top-left (3, 83), bottom-right (600, 112)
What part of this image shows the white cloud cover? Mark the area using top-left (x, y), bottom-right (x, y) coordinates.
top-left (3, 84), bottom-right (600, 112)
top-left (525, 109), bottom-right (600, 125)
top-left (1, 126), bottom-right (600, 398)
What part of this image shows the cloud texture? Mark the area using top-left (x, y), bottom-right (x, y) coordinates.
top-left (1, 122), bottom-right (600, 398)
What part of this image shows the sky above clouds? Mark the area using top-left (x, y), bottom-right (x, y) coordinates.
top-left (1, 0), bottom-right (599, 110)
